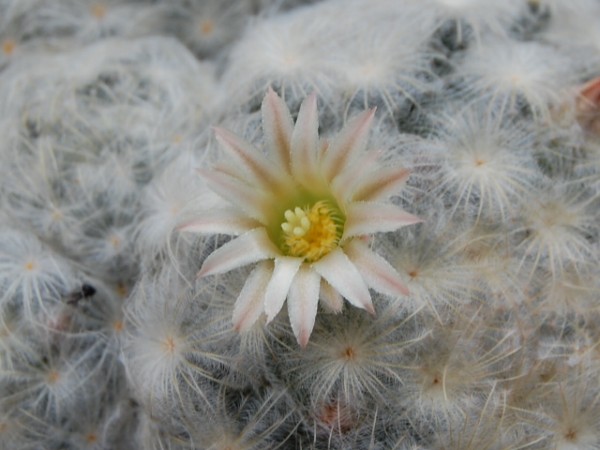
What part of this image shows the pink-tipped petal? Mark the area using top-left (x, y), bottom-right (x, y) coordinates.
top-left (312, 248), bottom-right (375, 315)
top-left (351, 167), bottom-right (410, 202)
top-left (288, 266), bottom-right (321, 347)
top-left (214, 127), bottom-right (286, 189)
top-left (322, 108), bottom-right (376, 181)
top-left (577, 76), bottom-right (600, 134)
top-left (264, 256), bottom-right (303, 323)
top-left (262, 87), bottom-right (294, 172)
top-left (331, 148), bottom-right (382, 202)
top-left (199, 169), bottom-right (269, 224)
top-left (320, 280), bottom-right (344, 314)
top-left (198, 228), bottom-right (278, 278)
top-left (345, 240), bottom-right (409, 297)
top-left (232, 261), bottom-right (273, 332)
top-left (344, 202), bottom-right (422, 238)
top-left (178, 208), bottom-right (259, 235)
top-left (580, 76), bottom-right (600, 107)
top-left (291, 92), bottom-right (319, 183)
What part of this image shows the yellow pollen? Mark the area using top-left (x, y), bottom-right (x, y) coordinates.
top-left (280, 200), bottom-right (342, 262)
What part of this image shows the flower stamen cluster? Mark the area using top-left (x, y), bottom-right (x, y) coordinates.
top-left (280, 200), bottom-right (343, 262)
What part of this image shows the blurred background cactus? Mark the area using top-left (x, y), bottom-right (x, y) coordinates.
top-left (1, 0), bottom-right (600, 449)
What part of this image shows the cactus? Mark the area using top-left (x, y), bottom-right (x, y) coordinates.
top-left (1, 1), bottom-right (599, 449)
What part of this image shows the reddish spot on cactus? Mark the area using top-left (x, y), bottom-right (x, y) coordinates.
top-left (163, 336), bottom-right (176, 354)
top-left (2, 39), bottom-right (16, 56)
top-left (341, 346), bottom-right (357, 361)
top-left (577, 76), bottom-right (600, 135)
top-left (91, 4), bottom-right (107, 20)
top-left (200, 20), bottom-right (215, 36)
top-left (116, 282), bottom-right (129, 299)
top-left (564, 427), bottom-right (577, 442)
top-left (47, 370), bottom-right (60, 384)
top-left (316, 400), bottom-right (356, 434)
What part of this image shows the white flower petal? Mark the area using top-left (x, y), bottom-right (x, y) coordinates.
top-left (344, 201), bottom-right (422, 238)
top-left (322, 108), bottom-right (376, 181)
top-left (312, 248), bottom-right (374, 315)
top-left (264, 256), bottom-right (303, 323)
top-left (214, 127), bottom-right (287, 190)
top-left (320, 280), bottom-right (344, 314)
top-left (178, 208), bottom-right (259, 235)
top-left (198, 228), bottom-right (278, 277)
top-left (199, 169), bottom-right (270, 224)
top-left (331, 148), bottom-right (381, 202)
top-left (262, 87), bottom-right (293, 173)
top-left (345, 239), bottom-right (409, 297)
top-left (288, 266), bottom-right (321, 347)
top-left (291, 92), bottom-right (320, 185)
top-left (351, 166), bottom-right (410, 202)
top-left (232, 261), bottom-right (273, 332)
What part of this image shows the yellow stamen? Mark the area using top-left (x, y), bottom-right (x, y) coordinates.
top-left (280, 200), bottom-right (343, 262)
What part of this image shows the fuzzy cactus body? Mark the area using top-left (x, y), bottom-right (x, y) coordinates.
top-left (1, 1), bottom-right (600, 449)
